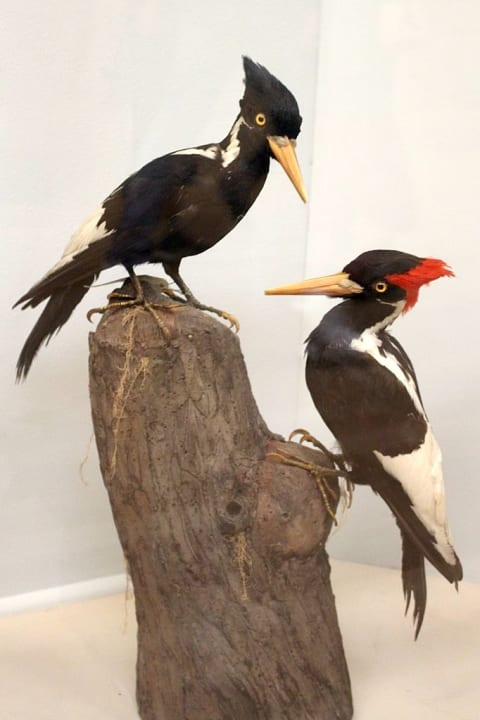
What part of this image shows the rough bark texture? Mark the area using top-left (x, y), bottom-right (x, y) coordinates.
top-left (88, 277), bottom-right (353, 720)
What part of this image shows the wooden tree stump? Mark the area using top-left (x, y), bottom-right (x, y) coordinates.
top-left (88, 277), bottom-right (353, 720)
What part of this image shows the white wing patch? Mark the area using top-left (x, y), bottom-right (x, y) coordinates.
top-left (48, 204), bottom-right (114, 274)
top-left (374, 426), bottom-right (456, 565)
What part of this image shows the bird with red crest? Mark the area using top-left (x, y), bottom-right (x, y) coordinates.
top-left (266, 249), bottom-right (462, 638)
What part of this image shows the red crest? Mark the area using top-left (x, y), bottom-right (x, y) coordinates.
top-left (386, 258), bottom-right (454, 311)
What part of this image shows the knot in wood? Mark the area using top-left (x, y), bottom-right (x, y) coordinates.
top-left (218, 495), bottom-right (251, 536)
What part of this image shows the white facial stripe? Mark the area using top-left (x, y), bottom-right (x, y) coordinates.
top-left (374, 426), bottom-right (456, 565)
top-left (49, 205), bottom-right (114, 273)
top-left (172, 146), bottom-right (218, 160)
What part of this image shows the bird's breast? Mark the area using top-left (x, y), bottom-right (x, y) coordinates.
top-left (164, 162), bottom-right (267, 256)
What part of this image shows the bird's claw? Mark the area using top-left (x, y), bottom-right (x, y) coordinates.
top-left (87, 305), bottom-right (106, 322)
top-left (86, 289), bottom-right (140, 322)
top-left (289, 427), bottom-right (347, 471)
top-left (289, 427), bottom-right (331, 455)
top-left (219, 311), bottom-right (240, 333)
top-left (183, 299), bottom-right (240, 333)
top-left (267, 449), bottom-right (340, 524)
top-left (86, 295), bottom-right (182, 345)
top-left (289, 427), bottom-right (321, 447)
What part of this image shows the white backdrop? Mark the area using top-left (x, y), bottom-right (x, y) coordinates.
top-left (2, 0), bottom-right (479, 604)
top-left (294, 0), bottom-right (480, 581)
top-left (1, 0), bottom-right (319, 600)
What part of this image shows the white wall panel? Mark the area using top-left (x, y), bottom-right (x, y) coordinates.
top-left (1, 0), bottom-right (320, 598)
top-left (298, 0), bottom-right (480, 581)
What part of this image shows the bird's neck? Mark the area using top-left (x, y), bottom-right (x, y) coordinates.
top-left (220, 114), bottom-right (270, 167)
top-left (307, 298), bottom-right (406, 356)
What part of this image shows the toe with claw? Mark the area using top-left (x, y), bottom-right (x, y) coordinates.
top-left (267, 449), bottom-right (341, 524)
top-left (185, 300), bottom-right (240, 333)
top-left (289, 428), bottom-right (350, 476)
top-left (86, 271), bottom-right (183, 343)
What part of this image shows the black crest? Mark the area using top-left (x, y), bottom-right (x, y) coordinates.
top-left (241, 57), bottom-right (302, 139)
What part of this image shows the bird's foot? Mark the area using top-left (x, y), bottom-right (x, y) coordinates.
top-left (267, 449), bottom-right (341, 524)
top-left (164, 268), bottom-right (240, 332)
top-left (289, 428), bottom-right (347, 471)
top-left (288, 429), bottom-right (353, 508)
top-left (185, 299), bottom-right (240, 333)
top-left (87, 289), bottom-right (183, 342)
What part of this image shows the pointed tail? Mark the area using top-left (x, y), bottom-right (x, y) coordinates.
top-left (400, 530), bottom-right (427, 639)
top-left (16, 281), bottom-right (92, 381)
top-left (374, 476), bottom-right (462, 637)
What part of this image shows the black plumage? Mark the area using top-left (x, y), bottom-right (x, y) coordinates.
top-left (266, 249), bottom-right (462, 637)
top-left (15, 57), bottom-right (306, 379)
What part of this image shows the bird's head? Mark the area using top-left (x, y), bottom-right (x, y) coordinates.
top-left (240, 57), bottom-right (307, 202)
top-left (265, 249), bottom-right (454, 312)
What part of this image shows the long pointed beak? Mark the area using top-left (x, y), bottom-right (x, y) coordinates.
top-left (267, 136), bottom-right (308, 203)
top-left (265, 272), bottom-right (363, 296)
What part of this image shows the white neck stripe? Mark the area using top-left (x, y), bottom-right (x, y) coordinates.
top-left (170, 116), bottom-right (246, 167)
top-left (221, 116), bottom-right (244, 167)
top-left (350, 301), bottom-right (423, 416)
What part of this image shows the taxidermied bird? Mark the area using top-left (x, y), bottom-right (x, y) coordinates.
top-left (14, 56), bottom-right (306, 380)
top-left (266, 249), bottom-right (463, 637)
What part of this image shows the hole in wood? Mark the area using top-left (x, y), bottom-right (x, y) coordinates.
top-left (226, 500), bottom-right (242, 516)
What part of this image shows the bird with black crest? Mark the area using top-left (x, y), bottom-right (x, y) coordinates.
top-left (15, 56), bottom-right (306, 380)
top-left (266, 249), bottom-right (463, 638)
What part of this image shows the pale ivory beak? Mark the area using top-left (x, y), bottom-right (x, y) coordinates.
top-left (265, 272), bottom-right (363, 296)
top-left (267, 136), bottom-right (308, 203)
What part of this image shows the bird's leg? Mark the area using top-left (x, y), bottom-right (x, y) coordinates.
top-left (164, 262), bottom-right (240, 333)
top-left (288, 428), bottom-right (353, 509)
top-left (267, 449), bottom-right (341, 524)
top-left (87, 269), bottom-right (182, 341)
top-left (106, 274), bottom-right (183, 304)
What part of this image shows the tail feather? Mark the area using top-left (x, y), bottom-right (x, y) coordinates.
top-left (14, 235), bottom-right (113, 310)
top-left (400, 530), bottom-right (427, 639)
top-left (14, 235), bottom-right (115, 378)
top-left (375, 477), bottom-right (463, 586)
top-left (16, 281), bottom-right (92, 381)
top-left (371, 473), bottom-right (462, 638)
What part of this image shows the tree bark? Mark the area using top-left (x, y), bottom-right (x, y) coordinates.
top-left (88, 277), bottom-right (353, 720)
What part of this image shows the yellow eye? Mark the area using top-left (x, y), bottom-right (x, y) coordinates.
top-left (255, 112), bottom-right (266, 127)
top-left (374, 281), bottom-right (388, 293)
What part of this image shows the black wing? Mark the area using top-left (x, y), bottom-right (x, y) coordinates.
top-left (306, 343), bottom-right (427, 459)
